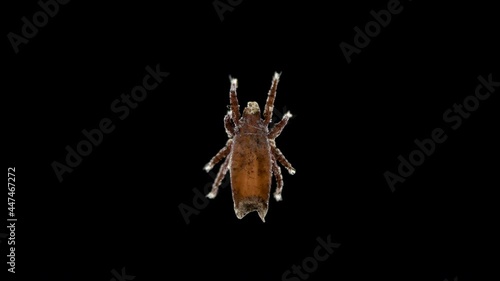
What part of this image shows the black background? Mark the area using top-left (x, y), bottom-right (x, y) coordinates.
top-left (4, 0), bottom-right (499, 280)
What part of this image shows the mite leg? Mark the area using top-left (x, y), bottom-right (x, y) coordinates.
top-left (263, 72), bottom-right (281, 124)
top-left (229, 76), bottom-right (241, 126)
top-left (270, 140), bottom-right (296, 175)
top-left (224, 111), bottom-right (235, 138)
top-left (268, 111), bottom-right (292, 139)
top-left (207, 155), bottom-right (231, 199)
top-left (204, 139), bottom-right (233, 172)
top-left (272, 155), bottom-right (284, 201)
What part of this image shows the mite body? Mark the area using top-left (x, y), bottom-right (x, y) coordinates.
top-left (204, 72), bottom-right (295, 222)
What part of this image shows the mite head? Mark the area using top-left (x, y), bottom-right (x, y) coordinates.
top-left (243, 101), bottom-right (261, 118)
top-left (234, 196), bottom-right (268, 222)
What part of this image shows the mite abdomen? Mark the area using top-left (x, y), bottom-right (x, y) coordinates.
top-left (230, 134), bottom-right (272, 221)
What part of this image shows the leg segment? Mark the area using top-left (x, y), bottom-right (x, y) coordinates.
top-left (271, 155), bottom-right (284, 201)
top-left (224, 111), bottom-right (235, 138)
top-left (268, 111), bottom-right (292, 139)
top-left (263, 72), bottom-right (281, 124)
top-left (229, 76), bottom-right (241, 126)
top-left (207, 155), bottom-right (231, 199)
top-left (270, 140), bottom-right (296, 175)
top-left (204, 139), bottom-right (233, 172)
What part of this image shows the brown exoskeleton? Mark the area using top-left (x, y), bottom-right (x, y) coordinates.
top-left (204, 72), bottom-right (295, 222)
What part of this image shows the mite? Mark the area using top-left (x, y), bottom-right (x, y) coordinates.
top-left (204, 72), bottom-right (296, 222)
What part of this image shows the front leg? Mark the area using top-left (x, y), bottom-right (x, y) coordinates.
top-left (263, 72), bottom-right (281, 124)
top-left (229, 76), bottom-right (241, 126)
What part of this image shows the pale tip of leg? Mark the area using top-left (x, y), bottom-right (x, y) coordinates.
top-left (274, 192), bottom-right (283, 202)
top-left (203, 164), bottom-right (212, 172)
top-left (273, 71), bottom-right (281, 80)
top-left (285, 111), bottom-right (293, 118)
top-left (206, 190), bottom-right (217, 199)
top-left (230, 77), bottom-right (238, 87)
top-left (288, 168), bottom-right (296, 175)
